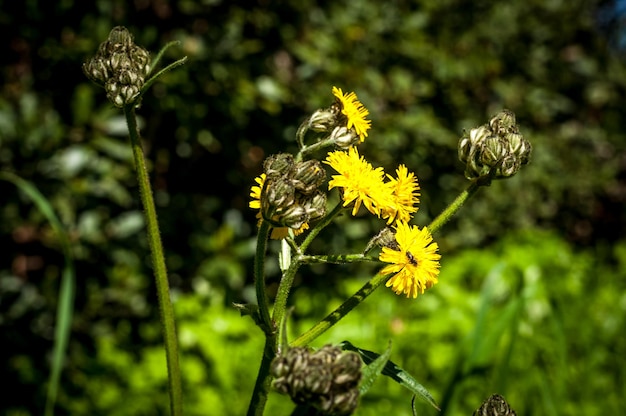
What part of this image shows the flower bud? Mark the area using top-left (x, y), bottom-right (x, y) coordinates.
top-left (271, 345), bottom-right (362, 415)
top-left (301, 191), bottom-right (327, 221)
top-left (308, 108), bottom-right (337, 133)
top-left (279, 204), bottom-right (309, 229)
top-left (261, 176), bottom-right (296, 223)
top-left (292, 159), bottom-right (326, 195)
top-left (263, 153), bottom-right (295, 178)
top-left (83, 26), bottom-right (151, 108)
top-left (458, 110), bottom-right (531, 180)
top-left (330, 126), bottom-right (360, 149)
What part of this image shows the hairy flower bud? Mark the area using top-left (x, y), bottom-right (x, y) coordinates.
top-left (292, 159), bottom-right (326, 195)
top-left (301, 191), bottom-right (327, 221)
top-left (261, 176), bottom-right (296, 225)
top-left (458, 110), bottom-right (531, 180)
top-left (263, 153), bottom-right (295, 178)
top-left (308, 108), bottom-right (338, 133)
top-left (330, 126), bottom-right (360, 149)
top-left (256, 154), bottom-right (328, 232)
top-left (271, 345), bottom-right (362, 415)
top-left (83, 26), bottom-right (151, 108)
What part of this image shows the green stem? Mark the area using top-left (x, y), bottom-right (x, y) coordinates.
top-left (124, 105), bottom-right (183, 416)
top-left (254, 221), bottom-right (274, 334)
top-left (299, 253), bottom-right (379, 264)
top-left (247, 335), bottom-right (278, 416)
top-left (291, 272), bottom-right (390, 347)
top-left (427, 179), bottom-right (482, 234)
top-left (271, 256), bottom-right (302, 334)
top-left (247, 220), bottom-right (276, 416)
top-left (297, 137), bottom-right (335, 161)
top-left (271, 201), bottom-right (345, 334)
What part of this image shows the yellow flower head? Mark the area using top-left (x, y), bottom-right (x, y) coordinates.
top-left (332, 86), bottom-right (371, 142)
top-left (379, 222), bottom-right (441, 298)
top-left (381, 164), bottom-right (421, 225)
top-left (249, 173), bottom-right (309, 239)
top-left (325, 147), bottom-right (394, 217)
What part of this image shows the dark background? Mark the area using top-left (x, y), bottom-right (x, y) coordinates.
top-left (2, 1), bottom-right (626, 414)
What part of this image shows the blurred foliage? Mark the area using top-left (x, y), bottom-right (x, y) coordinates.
top-left (1, 0), bottom-right (625, 415)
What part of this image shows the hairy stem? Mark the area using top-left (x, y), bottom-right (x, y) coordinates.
top-left (291, 273), bottom-right (390, 347)
top-left (124, 105), bottom-right (183, 416)
top-left (427, 179), bottom-right (482, 234)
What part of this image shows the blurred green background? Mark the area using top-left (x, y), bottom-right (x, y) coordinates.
top-left (1, 0), bottom-right (625, 415)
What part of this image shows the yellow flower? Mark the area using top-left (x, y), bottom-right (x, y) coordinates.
top-left (381, 164), bottom-right (420, 225)
top-left (325, 147), bottom-right (394, 217)
top-left (249, 173), bottom-right (266, 210)
top-left (379, 222), bottom-right (441, 298)
top-left (249, 173), bottom-right (308, 239)
top-left (332, 86), bottom-right (371, 142)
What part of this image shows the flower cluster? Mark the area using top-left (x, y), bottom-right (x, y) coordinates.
top-left (271, 345), bottom-right (362, 415)
top-left (458, 109), bottom-right (531, 179)
top-left (249, 86), bottom-right (440, 298)
top-left (83, 26), bottom-right (151, 108)
top-left (325, 147), bottom-right (420, 225)
top-left (249, 153), bottom-right (327, 239)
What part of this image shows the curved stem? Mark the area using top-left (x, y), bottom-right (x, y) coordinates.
top-left (290, 272), bottom-right (390, 347)
top-left (427, 179), bottom-right (482, 234)
top-left (298, 138), bottom-right (334, 160)
top-left (124, 105), bottom-right (183, 416)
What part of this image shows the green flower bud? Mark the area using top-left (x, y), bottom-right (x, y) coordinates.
top-left (271, 345), bottom-right (362, 415)
top-left (83, 26), bottom-right (151, 108)
top-left (308, 108), bottom-right (337, 133)
top-left (292, 159), bottom-right (326, 195)
top-left (458, 110), bottom-right (531, 180)
top-left (260, 176), bottom-right (296, 225)
top-left (263, 153), bottom-right (295, 178)
top-left (301, 191), bottom-right (327, 221)
top-left (279, 204), bottom-right (308, 229)
top-left (330, 126), bottom-right (360, 149)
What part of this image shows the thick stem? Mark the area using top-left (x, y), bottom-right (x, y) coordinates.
top-left (247, 335), bottom-right (278, 416)
top-left (124, 105), bottom-right (183, 416)
top-left (247, 221), bottom-right (275, 415)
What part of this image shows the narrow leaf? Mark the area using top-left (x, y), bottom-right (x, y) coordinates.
top-left (1, 172), bottom-right (76, 416)
top-left (359, 340), bottom-right (392, 395)
top-left (341, 341), bottom-right (440, 410)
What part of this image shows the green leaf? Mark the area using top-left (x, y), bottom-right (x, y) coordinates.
top-left (0, 172), bottom-right (76, 416)
top-left (358, 340), bottom-right (392, 395)
top-left (341, 341), bottom-right (440, 410)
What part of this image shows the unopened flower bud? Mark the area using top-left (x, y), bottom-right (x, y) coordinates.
top-left (261, 176), bottom-right (296, 224)
top-left (330, 126), bottom-right (360, 149)
top-left (280, 204), bottom-right (309, 229)
top-left (271, 345), bottom-right (362, 415)
top-left (263, 153), bottom-right (295, 178)
top-left (458, 110), bottom-right (531, 180)
top-left (292, 159), bottom-right (326, 195)
top-left (489, 108), bottom-right (517, 136)
top-left (83, 26), bottom-right (151, 108)
top-left (301, 191), bottom-right (327, 220)
top-left (308, 108), bottom-right (337, 132)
